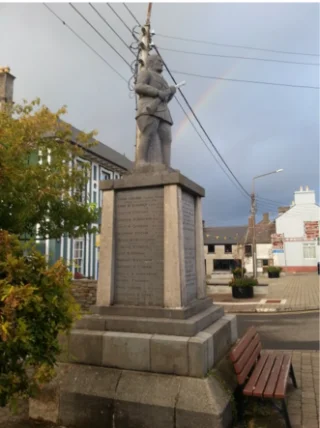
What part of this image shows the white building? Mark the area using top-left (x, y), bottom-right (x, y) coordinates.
top-left (273, 186), bottom-right (320, 272)
top-left (204, 213), bottom-right (275, 276)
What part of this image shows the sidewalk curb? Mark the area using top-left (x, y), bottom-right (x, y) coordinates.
top-left (222, 305), bottom-right (319, 314)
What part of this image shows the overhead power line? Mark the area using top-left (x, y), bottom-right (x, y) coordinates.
top-left (43, 4), bottom-right (128, 83)
top-left (107, 3), bottom-right (133, 34)
top-left (123, 3), bottom-right (141, 26)
top-left (120, 4), bottom-right (253, 201)
top-left (89, 3), bottom-right (134, 54)
top-left (170, 69), bottom-right (320, 90)
top-left (155, 33), bottom-right (320, 57)
top-left (154, 45), bottom-right (252, 199)
top-left (158, 46), bottom-right (319, 67)
top-left (174, 95), bottom-right (250, 200)
top-left (69, 3), bottom-right (131, 67)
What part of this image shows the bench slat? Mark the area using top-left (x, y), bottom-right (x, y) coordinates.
top-left (234, 334), bottom-right (260, 374)
top-left (264, 354), bottom-right (284, 398)
top-left (253, 352), bottom-right (276, 397)
top-left (274, 354), bottom-right (291, 399)
top-left (237, 342), bottom-right (262, 385)
top-left (230, 326), bottom-right (257, 363)
top-left (243, 353), bottom-right (269, 396)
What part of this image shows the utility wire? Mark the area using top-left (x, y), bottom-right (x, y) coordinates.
top-left (155, 33), bottom-right (320, 57)
top-left (170, 70), bottom-right (320, 90)
top-left (158, 46), bottom-right (319, 67)
top-left (107, 3), bottom-right (133, 34)
top-left (69, 3), bottom-right (131, 67)
top-left (174, 95), bottom-right (250, 200)
top-left (43, 4), bottom-right (128, 83)
top-left (89, 3), bottom-right (134, 54)
top-left (123, 3), bottom-right (140, 26)
top-left (154, 45), bottom-right (252, 199)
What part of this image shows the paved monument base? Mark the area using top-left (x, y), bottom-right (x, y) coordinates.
top-left (29, 168), bottom-right (239, 427)
top-left (29, 356), bottom-right (236, 428)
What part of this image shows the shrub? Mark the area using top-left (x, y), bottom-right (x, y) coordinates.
top-left (267, 266), bottom-right (282, 273)
top-left (232, 267), bottom-right (246, 278)
top-left (229, 277), bottom-right (259, 287)
top-left (0, 231), bottom-right (80, 407)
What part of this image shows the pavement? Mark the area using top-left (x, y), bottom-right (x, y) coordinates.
top-left (238, 312), bottom-right (319, 350)
top-left (234, 350), bottom-right (319, 428)
top-left (1, 351), bottom-right (318, 428)
top-left (208, 273), bottom-right (319, 313)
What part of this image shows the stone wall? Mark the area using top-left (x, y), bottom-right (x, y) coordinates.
top-left (71, 280), bottom-right (97, 311)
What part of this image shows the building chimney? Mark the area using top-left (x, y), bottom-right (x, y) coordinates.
top-left (0, 67), bottom-right (15, 110)
top-left (262, 213), bottom-right (270, 223)
top-left (278, 206), bottom-right (290, 215)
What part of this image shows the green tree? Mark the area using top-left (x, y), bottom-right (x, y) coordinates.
top-left (0, 231), bottom-right (79, 407)
top-left (0, 99), bottom-right (99, 239)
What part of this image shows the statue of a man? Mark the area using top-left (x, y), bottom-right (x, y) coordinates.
top-left (135, 55), bottom-right (176, 168)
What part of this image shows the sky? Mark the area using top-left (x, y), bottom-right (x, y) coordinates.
top-left (1, 2), bottom-right (319, 226)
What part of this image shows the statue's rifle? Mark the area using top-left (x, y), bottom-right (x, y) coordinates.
top-left (146, 81), bottom-right (186, 115)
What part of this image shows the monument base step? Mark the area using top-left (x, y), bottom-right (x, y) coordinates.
top-left (30, 358), bottom-right (237, 428)
top-left (59, 314), bottom-right (237, 378)
top-left (76, 304), bottom-right (224, 337)
top-left (90, 297), bottom-right (213, 320)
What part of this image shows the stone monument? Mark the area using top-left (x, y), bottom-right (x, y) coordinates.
top-left (30, 55), bottom-right (238, 428)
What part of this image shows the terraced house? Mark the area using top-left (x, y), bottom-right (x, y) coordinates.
top-left (0, 66), bottom-right (133, 280)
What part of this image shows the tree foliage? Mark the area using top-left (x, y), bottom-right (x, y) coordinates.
top-left (0, 231), bottom-right (79, 407)
top-left (0, 99), bottom-right (99, 239)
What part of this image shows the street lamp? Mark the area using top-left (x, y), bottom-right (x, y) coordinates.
top-left (251, 169), bottom-right (284, 279)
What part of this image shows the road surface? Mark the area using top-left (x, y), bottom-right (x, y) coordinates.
top-left (237, 311), bottom-right (319, 350)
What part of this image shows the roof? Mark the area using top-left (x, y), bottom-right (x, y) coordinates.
top-left (68, 124), bottom-right (133, 173)
top-left (204, 226), bottom-right (247, 245)
top-left (247, 221), bottom-right (276, 244)
top-left (204, 219), bottom-right (276, 245)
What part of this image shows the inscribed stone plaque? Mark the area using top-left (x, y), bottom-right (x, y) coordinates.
top-left (182, 191), bottom-right (197, 303)
top-left (114, 188), bottom-right (164, 306)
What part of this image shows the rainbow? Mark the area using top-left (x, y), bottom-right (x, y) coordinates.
top-left (173, 63), bottom-right (239, 142)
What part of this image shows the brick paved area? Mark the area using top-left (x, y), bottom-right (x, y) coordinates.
top-left (234, 350), bottom-right (319, 428)
top-left (1, 352), bottom-right (318, 428)
top-left (211, 273), bottom-right (319, 313)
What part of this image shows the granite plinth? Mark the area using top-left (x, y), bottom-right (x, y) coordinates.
top-left (90, 297), bottom-right (212, 319)
top-left (100, 169), bottom-right (205, 197)
top-left (76, 305), bottom-right (224, 337)
top-left (30, 359), bottom-right (236, 428)
top-left (59, 314), bottom-right (237, 379)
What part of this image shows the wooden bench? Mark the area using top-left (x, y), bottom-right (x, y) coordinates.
top-left (230, 326), bottom-right (298, 428)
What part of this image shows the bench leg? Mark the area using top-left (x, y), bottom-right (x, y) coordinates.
top-left (289, 364), bottom-right (298, 388)
top-left (234, 386), bottom-right (245, 422)
top-left (282, 399), bottom-right (292, 428)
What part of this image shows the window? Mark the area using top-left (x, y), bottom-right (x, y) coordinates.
top-left (101, 170), bottom-right (111, 181)
top-left (74, 239), bottom-right (84, 273)
top-left (224, 244), bottom-right (232, 254)
top-left (303, 243), bottom-right (316, 259)
top-left (245, 245), bottom-right (252, 256)
top-left (93, 165), bottom-right (97, 181)
top-left (257, 259), bottom-right (269, 268)
top-left (76, 160), bottom-right (88, 204)
top-left (208, 244), bottom-right (215, 253)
